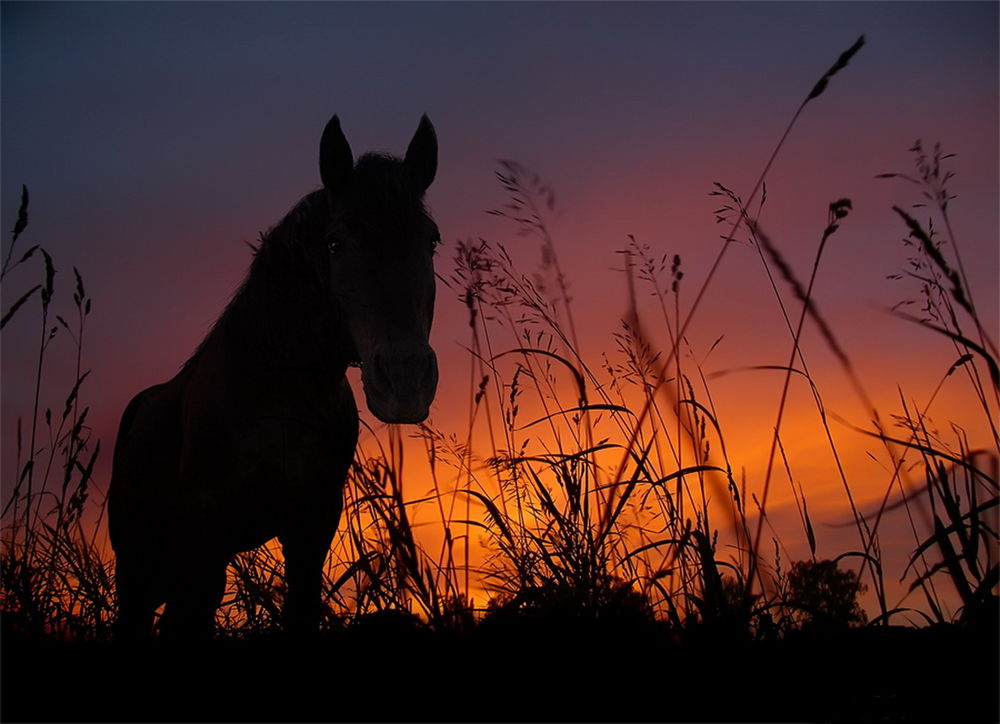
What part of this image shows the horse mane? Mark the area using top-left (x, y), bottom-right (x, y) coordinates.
top-left (180, 188), bottom-right (340, 375)
top-left (180, 151), bottom-right (427, 376)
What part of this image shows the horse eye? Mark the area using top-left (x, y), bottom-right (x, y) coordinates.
top-left (328, 238), bottom-right (341, 255)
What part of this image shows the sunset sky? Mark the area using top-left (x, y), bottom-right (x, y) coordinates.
top-left (2, 2), bottom-right (997, 616)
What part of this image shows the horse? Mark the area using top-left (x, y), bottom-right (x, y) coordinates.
top-left (108, 115), bottom-right (440, 639)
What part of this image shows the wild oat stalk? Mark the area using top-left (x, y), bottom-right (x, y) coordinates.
top-left (600, 35), bottom-right (867, 540)
top-left (1, 185), bottom-right (110, 639)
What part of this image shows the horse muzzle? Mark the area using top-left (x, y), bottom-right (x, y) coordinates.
top-left (360, 347), bottom-right (438, 424)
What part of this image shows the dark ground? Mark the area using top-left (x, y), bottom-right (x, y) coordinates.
top-left (2, 620), bottom-right (997, 722)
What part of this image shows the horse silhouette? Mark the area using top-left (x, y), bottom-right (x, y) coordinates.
top-left (108, 115), bottom-right (439, 639)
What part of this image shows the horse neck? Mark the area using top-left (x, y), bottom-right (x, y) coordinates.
top-left (216, 192), bottom-right (354, 377)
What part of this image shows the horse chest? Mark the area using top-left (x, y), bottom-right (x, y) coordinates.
top-left (177, 366), bottom-right (358, 515)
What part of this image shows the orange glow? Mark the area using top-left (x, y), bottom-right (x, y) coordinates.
top-left (334, 217), bottom-right (996, 623)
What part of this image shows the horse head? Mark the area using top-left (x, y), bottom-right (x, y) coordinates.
top-left (319, 115), bottom-right (439, 424)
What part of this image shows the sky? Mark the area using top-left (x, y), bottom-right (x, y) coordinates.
top-left (2, 1), bottom-right (997, 617)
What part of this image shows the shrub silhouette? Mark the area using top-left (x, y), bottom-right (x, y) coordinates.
top-left (785, 559), bottom-right (867, 632)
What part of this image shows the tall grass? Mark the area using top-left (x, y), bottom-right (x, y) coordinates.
top-left (1, 187), bottom-right (111, 640)
top-left (2, 37), bottom-right (995, 641)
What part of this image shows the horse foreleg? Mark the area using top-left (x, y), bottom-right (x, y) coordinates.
top-left (158, 553), bottom-right (228, 641)
top-left (279, 528), bottom-right (335, 635)
top-left (113, 553), bottom-right (161, 641)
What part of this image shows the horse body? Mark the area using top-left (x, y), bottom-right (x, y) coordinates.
top-left (109, 117), bottom-right (438, 638)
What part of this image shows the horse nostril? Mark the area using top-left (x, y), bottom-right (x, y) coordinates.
top-left (365, 349), bottom-right (436, 398)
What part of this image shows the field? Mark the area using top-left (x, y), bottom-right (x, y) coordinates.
top-left (2, 36), bottom-right (997, 723)
top-left (3, 622), bottom-right (995, 721)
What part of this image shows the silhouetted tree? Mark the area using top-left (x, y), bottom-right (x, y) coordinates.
top-left (785, 559), bottom-right (867, 632)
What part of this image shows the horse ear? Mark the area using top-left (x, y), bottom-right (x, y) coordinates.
top-left (404, 115), bottom-right (437, 194)
top-left (320, 115), bottom-right (354, 193)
